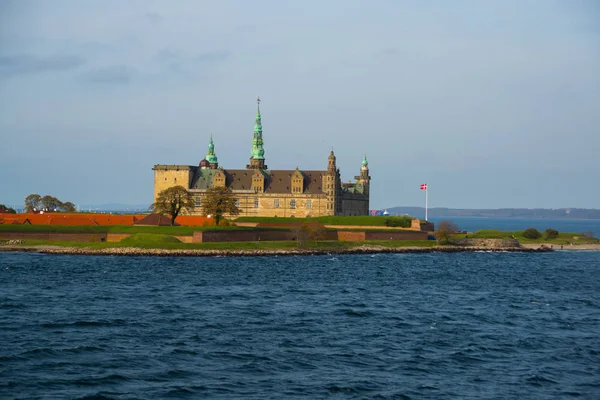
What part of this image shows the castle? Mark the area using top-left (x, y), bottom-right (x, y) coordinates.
top-left (152, 98), bottom-right (371, 217)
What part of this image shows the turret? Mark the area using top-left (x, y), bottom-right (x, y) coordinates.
top-left (328, 150), bottom-right (336, 173)
top-left (357, 153), bottom-right (371, 197)
top-left (360, 154), bottom-right (369, 180)
top-left (205, 133), bottom-right (218, 169)
top-left (247, 97), bottom-right (267, 169)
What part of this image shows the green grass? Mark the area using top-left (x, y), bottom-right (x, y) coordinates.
top-left (235, 215), bottom-right (413, 227)
top-left (119, 233), bottom-right (182, 245)
top-left (467, 229), bottom-right (598, 244)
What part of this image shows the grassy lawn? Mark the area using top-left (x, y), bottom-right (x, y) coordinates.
top-left (5, 235), bottom-right (436, 251)
top-left (466, 230), bottom-right (598, 245)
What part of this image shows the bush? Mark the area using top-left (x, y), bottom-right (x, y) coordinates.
top-left (523, 228), bottom-right (542, 239)
top-left (384, 217), bottom-right (412, 228)
top-left (544, 228), bottom-right (559, 240)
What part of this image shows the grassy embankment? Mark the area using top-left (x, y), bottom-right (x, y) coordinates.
top-left (4, 235), bottom-right (437, 250)
top-left (464, 230), bottom-right (598, 245)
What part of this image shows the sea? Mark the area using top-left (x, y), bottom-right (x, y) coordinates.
top-left (1, 251), bottom-right (599, 399)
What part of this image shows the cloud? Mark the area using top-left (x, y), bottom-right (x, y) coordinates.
top-left (145, 12), bottom-right (162, 25)
top-left (196, 50), bottom-right (231, 63)
top-left (0, 54), bottom-right (85, 76)
top-left (81, 65), bottom-right (135, 84)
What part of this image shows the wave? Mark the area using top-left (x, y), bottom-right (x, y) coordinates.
top-left (40, 319), bottom-right (127, 328)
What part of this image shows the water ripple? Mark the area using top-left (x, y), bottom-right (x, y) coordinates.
top-left (1, 252), bottom-right (599, 399)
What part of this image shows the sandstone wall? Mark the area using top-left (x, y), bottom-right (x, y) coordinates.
top-left (153, 166), bottom-right (193, 201)
top-left (189, 192), bottom-right (331, 218)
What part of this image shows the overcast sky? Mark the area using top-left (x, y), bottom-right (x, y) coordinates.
top-left (1, 0), bottom-right (599, 210)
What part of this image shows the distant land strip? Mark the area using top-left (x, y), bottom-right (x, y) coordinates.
top-left (0, 245), bottom-right (553, 256)
top-left (386, 207), bottom-right (600, 219)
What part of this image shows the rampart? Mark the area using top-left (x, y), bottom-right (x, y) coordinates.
top-left (0, 232), bottom-right (107, 242)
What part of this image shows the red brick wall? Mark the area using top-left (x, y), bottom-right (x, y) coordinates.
top-left (194, 230), bottom-right (299, 243)
top-left (420, 222), bottom-right (435, 232)
top-left (337, 231), bottom-right (366, 241)
top-left (0, 232), bottom-right (107, 242)
top-left (365, 231), bottom-right (428, 240)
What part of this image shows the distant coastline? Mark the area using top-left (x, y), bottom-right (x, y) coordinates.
top-left (386, 207), bottom-right (600, 219)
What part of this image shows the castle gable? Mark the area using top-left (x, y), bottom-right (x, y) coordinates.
top-left (190, 168), bottom-right (327, 194)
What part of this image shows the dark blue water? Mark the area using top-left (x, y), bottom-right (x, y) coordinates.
top-left (1, 252), bottom-right (599, 399)
top-left (428, 217), bottom-right (600, 238)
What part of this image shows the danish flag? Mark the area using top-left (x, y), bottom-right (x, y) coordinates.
top-left (420, 183), bottom-right (428, 191)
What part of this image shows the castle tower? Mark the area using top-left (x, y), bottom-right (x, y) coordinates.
top-left (360, 154), bottom-right (371, 195)
top-left (205, 133), bottom-right (219, 169)
top-left (247, 97), bottom-right (267, 169)
top-left (322, 150), bottom-right (339, 215)
top-left (327, 150), bottom-right (336, 172)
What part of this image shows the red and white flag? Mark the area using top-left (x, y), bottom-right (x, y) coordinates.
top-left (420, 183), bottom-right (428, 191)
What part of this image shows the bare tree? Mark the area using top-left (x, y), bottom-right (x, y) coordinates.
top-left (435, 220), bottom-right (459, 244)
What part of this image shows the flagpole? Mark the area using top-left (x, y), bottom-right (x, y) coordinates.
top-left (425, 186), bottom-right (428, 222)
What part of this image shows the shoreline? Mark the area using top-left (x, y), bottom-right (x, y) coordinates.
top-left (0, 244), bottom-right (563, 257)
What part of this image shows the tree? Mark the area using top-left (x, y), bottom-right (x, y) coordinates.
top-left (435, 220), bottom-right (459, 244)
top-left (544, 228), bottom-right (559, 240)
top-left (201, 186), bottom-right (240, 226)
top-left (41, 195), bottom-right (63, 211)
top-left (24, 194), bottom-right (42, 212)
top-left (302, 220), bottom-right (327, 245)
top-left (292, 220), bottom-right (327, 248)
top-left (523, 228), bottom-right (542, 239)
top-left (60, 202), bottom-right (77, 213)
top-left (151, 185), bottom-right (195, 226)
top-left (0, 204), bottom-right (16, 213)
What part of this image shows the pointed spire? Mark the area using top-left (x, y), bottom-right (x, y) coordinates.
top-left (206, 132), bottom-right (218, 166)
top-left (251, 96), bottom-right (265, 161)
top-left (362, 153), bottom-right (368, 166)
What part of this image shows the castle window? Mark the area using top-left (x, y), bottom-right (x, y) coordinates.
top-left (235, 199), bottom-right (240, 207)
top-left (290, 200), bottom-right (296, 209)
top-left (274, 199), bottom-right (280, 208)
top-left (306, 200), bottom-right (312, 209)
top-left (196, 198), bottom-right (201, 207)
top-left (254, 199), bottom-right (259, 208)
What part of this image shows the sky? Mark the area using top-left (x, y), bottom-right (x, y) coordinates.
top-left (1, 0), bottom-right (599, 210)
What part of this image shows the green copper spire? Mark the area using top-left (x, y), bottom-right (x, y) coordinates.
top-left (206, 133), bottom-right (218, 164)
top-left (362, 154), bottom-right (368, 166)
top-left (251, 96), bottom-right (265, 160)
